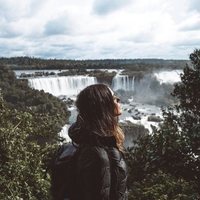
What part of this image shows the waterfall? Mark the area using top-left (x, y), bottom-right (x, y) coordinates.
top-left (154, 70), bottom-right (182, 84)
top-left (59, 124), bottom-right (71, 142)
top-left (28, 76), bottom-right (97, 96)
top-left (112, 75), bottom-right (134, 91)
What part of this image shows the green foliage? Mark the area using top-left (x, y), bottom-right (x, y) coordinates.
top-left (0, 53), bottom-right (195, 199)
top-left (0, 65), bottom-right (70, 199)
top-left (126, 49), bottom-right (200, 199)
top-left (128, 171), bottom-right (199, 200)
top-left (170, 49), bottom-right (200, 181)
top-left (0, 65), bottom-right (69, 136)
top-left (0, 56), bottom-right (187, 71)
top-left (0, 95), bottom-right (58, 199)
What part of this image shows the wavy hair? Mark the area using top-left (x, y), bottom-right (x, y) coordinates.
top-left (76, 84), bottom-right (124, 151)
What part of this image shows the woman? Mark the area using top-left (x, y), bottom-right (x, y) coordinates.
top-left (68, 84), bottom-right (127, 200)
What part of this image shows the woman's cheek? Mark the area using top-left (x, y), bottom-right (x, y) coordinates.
top-left (115, 103), bottom-right (122, 116)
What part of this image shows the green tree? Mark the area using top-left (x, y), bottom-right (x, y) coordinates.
top-left (0, 94), bottom-right (58, 199)
top-left (128, 171), bottom-right (198, 200)
top-left (0, 65), bottom-right (69, 142)
top-left (0, 66), bottom-right (69, 199)
top-left (127, 49), bottom-right (200, 199)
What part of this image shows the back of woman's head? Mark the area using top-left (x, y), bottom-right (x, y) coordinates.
top-left (76, 84), bottom-right (116, 135)
top-left (76, 84), bottom-right (125, 150)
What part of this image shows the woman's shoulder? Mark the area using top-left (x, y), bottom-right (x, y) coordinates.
top-left (106, 147), bottom-right (123, 161)
top-left (79, 145), bottom-right (111, 165)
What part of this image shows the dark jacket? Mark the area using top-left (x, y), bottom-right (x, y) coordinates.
top-left (68, 123), bottom-right (128, 200)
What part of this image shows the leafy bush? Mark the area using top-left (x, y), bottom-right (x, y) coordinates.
top-left (128, 171), bottom-right (199, 200)
top-left (0, 95), bottom-right (58, 199)
top-left (0, 65), bottom-right (69, 199)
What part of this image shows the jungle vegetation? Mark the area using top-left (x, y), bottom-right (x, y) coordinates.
top-left (0, 49), bottom-right (199, 199)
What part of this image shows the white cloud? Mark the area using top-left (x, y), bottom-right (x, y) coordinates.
top-left (188, 0), bottom-right (200, 12)
top-left (179, 14), bottom-right (200, 31)
top-left (92, 0), bottom-right (131, 15)
top-left (0, 0), bottom-right (199, 59)
top-left (44, 14), bottom-right (73, 36)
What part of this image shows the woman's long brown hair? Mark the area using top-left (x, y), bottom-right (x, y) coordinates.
top-left (76, 84), bottom-right (124, 151)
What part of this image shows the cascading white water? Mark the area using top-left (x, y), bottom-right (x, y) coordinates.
top-left (112, 75), bottom-right (134, 91)
top-left (28, 76), bottom-right (97, 96)
top-left (154, 70), bottom-right (182, 84)
top-left (22, 69), bottom-right (183, 144)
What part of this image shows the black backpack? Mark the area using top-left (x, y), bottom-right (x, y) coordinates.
top-left (49, 142), bottom-right (79, 200)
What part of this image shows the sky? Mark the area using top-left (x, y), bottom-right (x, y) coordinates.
top-left (0, 0), bottom-right (199, 59)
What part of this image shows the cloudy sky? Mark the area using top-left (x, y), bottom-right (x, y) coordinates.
top-left (0, 0), bottom-right (199, 59)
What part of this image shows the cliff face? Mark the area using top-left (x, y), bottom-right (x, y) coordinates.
top-left (120, 122), bottom-right (149, 148)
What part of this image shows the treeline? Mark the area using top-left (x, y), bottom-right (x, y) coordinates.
top-left (0, 56), bottom-right (188, 71)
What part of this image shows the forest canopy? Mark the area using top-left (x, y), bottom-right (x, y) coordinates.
top-left (0, 56), bottom-right (188, 71)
